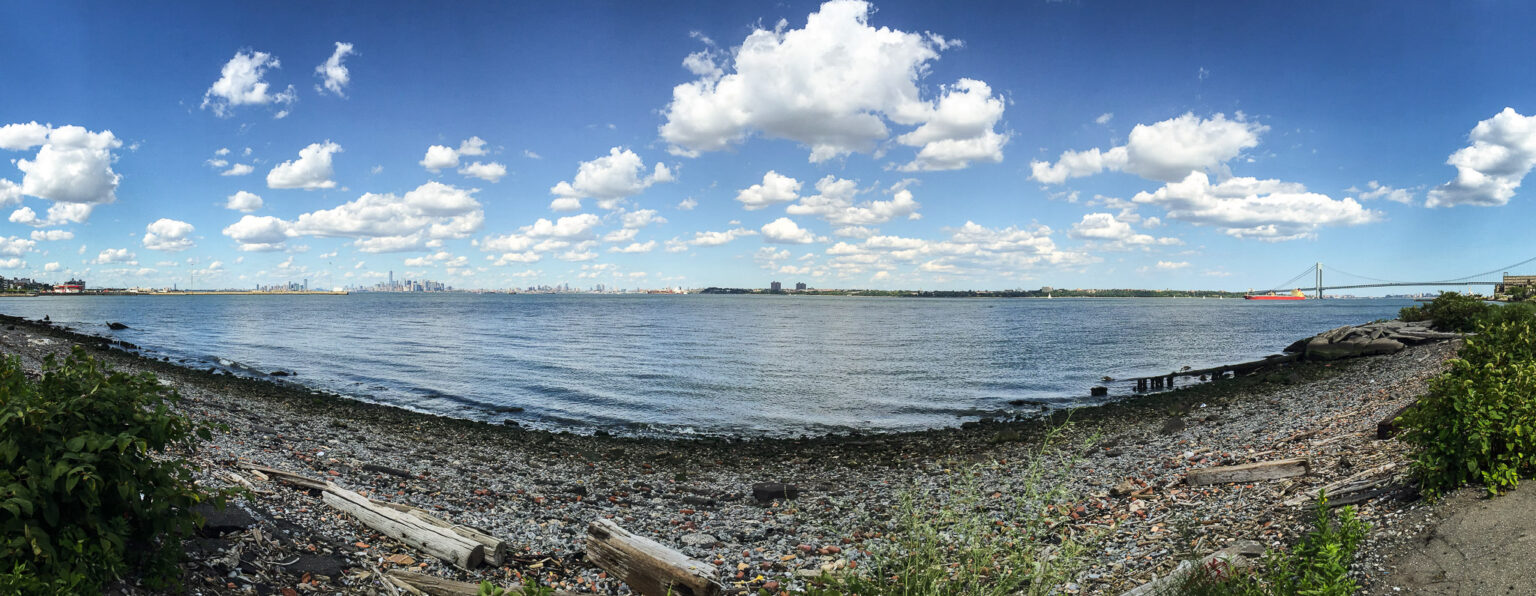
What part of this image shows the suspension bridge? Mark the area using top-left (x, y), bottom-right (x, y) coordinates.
top-left (1260, 254), bottom-right (1536, 298)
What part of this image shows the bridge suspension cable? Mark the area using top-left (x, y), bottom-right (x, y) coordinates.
top-left (1321, 265), bottom-right (1408, 285)
top-left (1424, 254), bottom-right (1536, 283)
top-left (1267, 266), bottom-right (1317, 292)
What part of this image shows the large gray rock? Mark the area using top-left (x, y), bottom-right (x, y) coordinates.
top-left (1362, 338), bottom-right (1406, 355)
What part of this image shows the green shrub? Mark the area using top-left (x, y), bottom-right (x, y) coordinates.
top-left (1401, 315), bottom-right (1536, 497)
top-left (1398, 291), bottom-right (1493, 332)
top-left (0, 347), bottom-right (221, 593)
top-left (1165, 493), bottom-right (1368, 596)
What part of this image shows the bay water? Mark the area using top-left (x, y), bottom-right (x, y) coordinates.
top-left (0, 294), bottom-right (1412, 436)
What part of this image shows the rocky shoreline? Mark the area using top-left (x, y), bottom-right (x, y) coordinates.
top-left (0, 315), bottom-right (1460, 595)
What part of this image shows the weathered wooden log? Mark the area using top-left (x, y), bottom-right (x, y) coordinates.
top-left (1283, 462), bottom-right (1399, 507)
top-left (1376, 400), bottom-right (1417, 440)
top-left (239, 463), bottom-right (328, 491)
top-left (385, 570), bottom-right (581, 596)
top-left (1120, 540), bottom-right (1264, 596)
top-left (586, 518), bottom-right (720, 596)
top-left (1186, 458), bottom-right (1310, 486)
top-left (371, 499), bottom-right (509, 566)
top-left (323, 483), bottom-right (485, 569)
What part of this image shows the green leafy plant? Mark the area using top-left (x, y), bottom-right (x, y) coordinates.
top-left (1398, 292), bottom-right (1493, 332)
top-left (1262, 493), bottom-right (1368, 596)
top-left (1401, 311), bottom-right (1536, 497)
top-left (802, 424), bottom-right (1090, 596)
top-left (0, 347), bottom-right (222, 593)
top-left (1164, 492), bottom-right (1367, 596)
top-left (478, 577), bottom-right (556, 596)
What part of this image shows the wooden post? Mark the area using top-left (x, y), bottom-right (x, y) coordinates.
top-left (586, 518), bottom-right (720, 596)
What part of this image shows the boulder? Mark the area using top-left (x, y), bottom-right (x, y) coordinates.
top-left (107, 322), bottom-right (129, 330)
top-left (1361, 338), bottom-right (1405, 355)
top-left (1304, 339), bottom-right (1362, 361)
top-left (1160, 417), bottom-right (1186, 435)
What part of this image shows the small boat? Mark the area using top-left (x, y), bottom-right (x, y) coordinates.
top-left (1244, 289), bottom-right (1307, 301)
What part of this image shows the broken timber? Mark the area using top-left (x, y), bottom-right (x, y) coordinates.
top-left (1186, 458), bottom-right (1310, 486)
top-left (586, 518), bottom-right (720, 596)
top-left (239, 462), bottom-right (328, 492)
top-left (323, 482), bottom-right (485, 569)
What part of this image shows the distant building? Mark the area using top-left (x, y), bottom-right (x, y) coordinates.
top-left (770, 281), bottom-right (782, 292)
top-left (1498, 273), bottom-right (1536, 294)
top-left (52, 279), bottom-right (85, 294)
top-left (795, 282), bottom-right (807, 291)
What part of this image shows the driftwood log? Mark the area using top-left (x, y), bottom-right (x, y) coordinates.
top-left (1186, 458), bottom-right (1310, 486)
top-left (1120, 540), bottom-right (1264, 596)
top-left (371, 499), bottom-right (509, 566)
top-left (586, 518), bottom-right (720, 596)
top-left (239, 463), bottom-right (328, 492)
top-left (323, 483), bottom-right (485, 569)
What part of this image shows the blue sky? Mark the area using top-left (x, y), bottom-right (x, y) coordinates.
top-left (1, 1), bottom-right (1534, 292)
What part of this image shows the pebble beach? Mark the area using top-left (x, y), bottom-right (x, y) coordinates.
top-left (0, 314), bottom-right (1457, 595)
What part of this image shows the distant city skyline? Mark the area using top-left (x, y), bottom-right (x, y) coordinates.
top-left (2, 2), bottom-right (1535, 294)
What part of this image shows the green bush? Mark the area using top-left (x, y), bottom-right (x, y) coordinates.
top-left (1398, 292), bottom-right (1493, 332)
top-left (1401, 314), bottom-right (1536, 497)
top-left (1167, 493), bottom-right (1368, 596)
top-left (0, 347), bottom-right (220, 593)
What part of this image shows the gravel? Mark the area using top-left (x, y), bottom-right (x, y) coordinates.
top-left (0, 315), bottom-right (1457, 595)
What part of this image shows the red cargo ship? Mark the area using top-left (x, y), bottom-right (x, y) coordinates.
top-left (1244, 289), bottom-right (1307, 301)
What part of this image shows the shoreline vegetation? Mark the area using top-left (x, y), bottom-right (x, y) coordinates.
top-left (1, 294), bottom-right (1530, 594)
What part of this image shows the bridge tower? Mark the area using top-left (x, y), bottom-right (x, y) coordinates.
top-left (1315, 262), bottom-right (1323, 299)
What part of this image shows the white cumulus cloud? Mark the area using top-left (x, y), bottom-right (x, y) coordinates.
top-left (1030, 112), bottom-right (1267, 184)
top-left (786, 176), bottom-right (921, 225)
top-left (30, 230), bottom-right (72, 241)
top-left (222, 215), bottom-right (294, 252)
top-left (201, 49), bottom-right (297, 118)
top-left (6, 124), bottom-right (122, 207)
top-left (660, 0), bottom-right (1006, 169)
top-left (315, 42), bottom-right (356, 97)
top-left (93, 248), bottom-right (137, 265)
top-left (225, 190), bottom-right (264, 212)
top-left (1131, 172), bottom-right (1378, 241)
top-left (761, 217), bottom-right (817, 244)
top-left (1426, 107), bottom-right (1536, 207)
top-left (267, 141), bottom-right (341, 189)
top-left (142, 219), bottom-right (195, 251)
top-left (458, 161), bottom-right (507, 182)
top-left (550, 147), bottom-right (673, 204)
top-left (736, 171), bottom-right (802, 210)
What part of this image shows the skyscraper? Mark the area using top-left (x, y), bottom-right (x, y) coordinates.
top-left (770, 281), bottom-right (782, 292)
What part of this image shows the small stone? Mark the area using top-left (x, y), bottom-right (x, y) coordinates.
top-left (1110, 479), bottom-right (1138, 498)
top-left (681, 533), bottom-right (716, 547)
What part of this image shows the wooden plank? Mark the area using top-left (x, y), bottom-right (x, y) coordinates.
top-left (1186, 458), bottom-right (1310, 486)
top-left (1283, 462), bottom-right (1399, 507)
top-left (586, 518), bottom-right (720, 596)
top-left (323, 483), bottom-right (485, 570)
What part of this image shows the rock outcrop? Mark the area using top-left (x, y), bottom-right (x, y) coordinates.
top-left (1286, 320), bottom-right (1461, 361)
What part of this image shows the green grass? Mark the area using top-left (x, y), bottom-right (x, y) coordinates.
top-left (796, 424), bottom-right (1093, 596)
